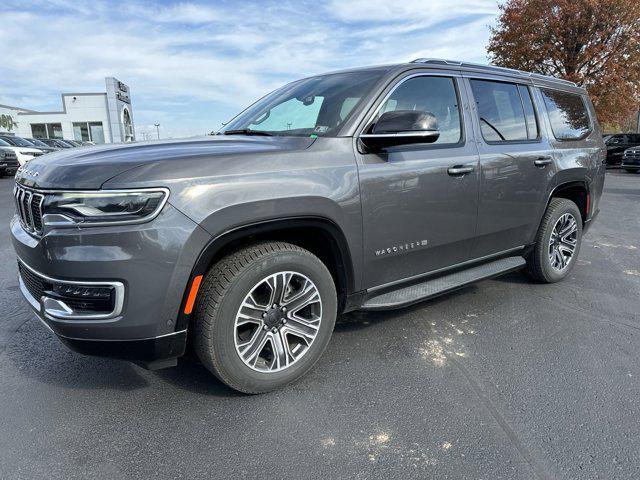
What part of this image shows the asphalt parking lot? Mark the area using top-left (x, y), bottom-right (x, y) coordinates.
top-left (1, 171), bottom-right (639, 479)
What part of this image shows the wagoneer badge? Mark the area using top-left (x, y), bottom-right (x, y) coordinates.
top-left (375, 240), bottom-right (429, 256)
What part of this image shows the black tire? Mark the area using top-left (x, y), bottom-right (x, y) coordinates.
top-left (525, 198), bottom-right (583, 283)
top-left (193, 241), bottom-right (337, 394)
top-left (624, 168), bottom-right (640, 174)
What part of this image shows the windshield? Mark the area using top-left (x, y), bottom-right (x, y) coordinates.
top-left (220, 69), bottom-right (387, 137)
top-left (0, 138), bottom-right (10, 146)
top-left (27, 138), bottom-right (49, 147)
top-left (3, 136), bottom-right (33, 147)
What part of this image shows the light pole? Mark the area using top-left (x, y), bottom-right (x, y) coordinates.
top-left (154, 123), bottom-right (160, 140)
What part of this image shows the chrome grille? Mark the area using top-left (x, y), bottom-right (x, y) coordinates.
top-left (13, 184), bottom-right (44, 235)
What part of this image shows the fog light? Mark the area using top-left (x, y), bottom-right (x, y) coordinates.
top-left (52, 284), bottom-right (112, 299)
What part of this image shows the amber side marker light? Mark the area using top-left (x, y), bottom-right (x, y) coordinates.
top-left (184, 275), bottom-right (203, 315)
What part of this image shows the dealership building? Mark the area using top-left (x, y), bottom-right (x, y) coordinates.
top-left (0, 77), bottom-right (135, 144)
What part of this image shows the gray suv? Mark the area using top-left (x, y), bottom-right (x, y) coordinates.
top-left (11, 59), bottom-right (605, 393)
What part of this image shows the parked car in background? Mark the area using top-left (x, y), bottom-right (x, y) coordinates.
top-left (38, 138), bottom-right (73, 149)
top-left (622, 147), bottom-right (640, 173)
top-left (63, 139), bottom-right (83, 147)
top-left (22, 137), bottom-right (58, 153)
top-left (11, 59), bottom-right (605, 393)
top-left (0, 136), bottom-right (45, 166)
top-left (0, 146), bottom-right (19, 177)
top-left (603, 133), bottom-right (640, 167)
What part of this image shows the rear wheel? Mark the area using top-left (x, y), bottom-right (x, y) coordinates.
top-left (526, 198), bottom-right (582, 283)
top-left (193, 241), bottom-right (336, 393)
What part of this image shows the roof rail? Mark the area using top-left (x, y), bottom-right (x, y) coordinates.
top-left (410, 58), bottom-right (577, 87)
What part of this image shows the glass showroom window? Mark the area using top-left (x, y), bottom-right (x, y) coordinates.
top-left (31, 124), bottom-right (47, 138)
top-left (73, 122), bottom-right (105, 143)
top-left (31, 123), bottom-right (63, 139)
top-left (47, 123), bottom-right (63, 139)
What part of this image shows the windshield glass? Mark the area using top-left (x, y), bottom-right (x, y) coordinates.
top-left (0, 139), bottom-right (10, 146)
top-left (4, 136), bottom-right (32, 147)
top-left (27, 138), bottom-right (49, 147)
top-left (220, 69), bottom-right (387, 137)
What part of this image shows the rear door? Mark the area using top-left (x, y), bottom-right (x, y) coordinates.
top-left (356, 72), bottom-right (480, 288)
top-left (464, 76), bottom-right (556, 257)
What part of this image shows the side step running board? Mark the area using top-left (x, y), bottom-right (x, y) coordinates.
top-left (361, 256), bottom-right (526, 311)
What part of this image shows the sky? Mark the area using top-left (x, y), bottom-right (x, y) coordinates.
top-left (0, 0), bottom-right (500, 139)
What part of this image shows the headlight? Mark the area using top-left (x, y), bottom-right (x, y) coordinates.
top-left (20, 151), bottom-right (37, 156)
top-left (43, 189), bottom-right (169, 226)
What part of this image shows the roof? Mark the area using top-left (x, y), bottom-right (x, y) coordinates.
top-left (410, 58), bottom-right (578, 88)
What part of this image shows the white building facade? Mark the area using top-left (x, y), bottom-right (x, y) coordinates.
top-left (0, 77), bottom-right (135, 144)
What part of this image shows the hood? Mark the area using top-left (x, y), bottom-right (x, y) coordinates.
top-left (15, 135), bottom-right (315, 189)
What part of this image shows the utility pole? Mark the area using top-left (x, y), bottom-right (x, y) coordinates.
top-left (154, 123), bottom-right (160, 140)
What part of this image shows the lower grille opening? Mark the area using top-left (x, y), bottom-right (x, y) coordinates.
top-left (18, 262), bottom-right (117, 316)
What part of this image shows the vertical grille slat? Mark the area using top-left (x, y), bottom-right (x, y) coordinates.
top-left (14, 184), bottom-right (44, 235)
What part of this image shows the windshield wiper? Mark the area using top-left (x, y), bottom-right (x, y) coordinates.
top-left (222, 129), bottom-right (274, 136)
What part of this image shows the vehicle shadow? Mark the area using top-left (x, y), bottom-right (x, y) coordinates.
top-left (153, 356), bottom-right (242, 397)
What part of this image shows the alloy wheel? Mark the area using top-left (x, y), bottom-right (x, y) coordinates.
top-left (234, 271), bottom-right (322, 373)
top-left (548, 213), bottom-right (578, 271)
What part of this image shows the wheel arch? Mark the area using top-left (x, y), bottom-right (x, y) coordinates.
top-left (175, 216), bottom-right (355, 331)
top-left (548, 181), bottom-right (590, 224)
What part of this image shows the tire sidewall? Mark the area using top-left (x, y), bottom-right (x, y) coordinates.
top-left (209, 249), bottom-right (336, 392)
top-left (539, 200), bottom-right (583, 282)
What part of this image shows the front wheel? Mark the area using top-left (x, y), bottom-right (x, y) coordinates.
top-left (525, 198), bottom-right (583, 283)
top-left (193, 241), bottom-right (337, 394)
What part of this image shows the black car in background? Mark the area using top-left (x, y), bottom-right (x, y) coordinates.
top-left (622, 147), bottom-right (640, 173)
top-left (603, 133), bottom-right (640, 167)
top-left (0, 146), bottom-right (19, 177)
top-left (22, 137), bottom-right (58, 153)
top-left (38, 138), bottom-right (74, 149)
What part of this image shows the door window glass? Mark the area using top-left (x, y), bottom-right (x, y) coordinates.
top-left (375, 76), bottom-right (462, 144)
top-left (541, 89), bottom-right (591, 140)
top-left (470, 79), bottom-right (529, 142)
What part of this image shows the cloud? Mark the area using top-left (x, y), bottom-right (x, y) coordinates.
top-left (0, 0), bottom-right (499, 138)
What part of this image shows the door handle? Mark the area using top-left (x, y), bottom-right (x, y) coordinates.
top-left (447, 165), bottom-right (475, 176)
top-left (534, 156), bottom-right (553, 167)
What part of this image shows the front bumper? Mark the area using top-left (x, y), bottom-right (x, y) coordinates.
top-left (11, 202), bottom-right (211, 365)
top-left (622, 155), bottom-right (640, 168)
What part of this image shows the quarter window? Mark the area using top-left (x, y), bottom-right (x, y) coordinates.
top-left (541, 89), bottom-right (591, 141)
top-left (470, 79), bottom-right (538, 142)
top-left (373, 76), bottom-right (462, 145)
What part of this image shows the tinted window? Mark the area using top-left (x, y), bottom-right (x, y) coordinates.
top-left (470, 80), bottom-right (530, 142)
top-left (541, 89), bottom-right (591, 140)
top-left (10, 136), bottom-right (36, 147)
top-left (374, 76), bottom-right (462, 144)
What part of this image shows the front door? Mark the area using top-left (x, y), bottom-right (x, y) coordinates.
top-left (465, 77), bottom-right (556, 258)
top-left (356, 73), bottom-right (480, 289)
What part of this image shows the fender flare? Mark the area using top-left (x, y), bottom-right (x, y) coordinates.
top-left (175, 216), bottom-right (355, 331)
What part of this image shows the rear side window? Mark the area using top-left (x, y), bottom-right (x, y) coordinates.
top-left (541, 89), bottom-right (591, 141)
top-left (470, 79), bottom-right (538, 142)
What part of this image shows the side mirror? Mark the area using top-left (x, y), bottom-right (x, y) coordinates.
top-left (360, 110), bottom-right (440, 151)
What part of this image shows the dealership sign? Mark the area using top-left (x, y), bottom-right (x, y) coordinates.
top-left (0, 114), bottom-right (16, 131)
top-left (116, 81), bottom-right (131, 104)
